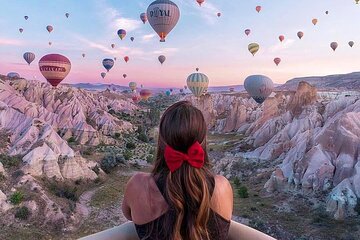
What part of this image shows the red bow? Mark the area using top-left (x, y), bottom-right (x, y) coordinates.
top-left (164, 142), bottom-right (205, 173)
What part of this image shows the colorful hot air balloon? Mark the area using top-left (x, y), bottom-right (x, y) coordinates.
top-left (111, 44), bottom-right (115, 49)
top-left (330, 42), bottom-right (338, 51)
top-left (140, 89), bottom-right (152, 101)
top-left (256, 6), bottom-right (262, 13)
top-left (123, 74), bottom-right (127, 79)
top-left (102, 58), bottom-right (114, 72)
top-left (187, 71), bottom-right (209, 97)
top-left (124, 56), bottom-right (129, 63)
top-left (297, 31), bottom-right (304, 39)
top-left (158, 55), bottom-right (166, 65)
top-left (24, 16), bottom-right (29, 20)
top-left (147, 0), bottom-right (180, 42)
top-left (39, 54), bottom-right (71, 87)
top-left (46, 25), bottom-right (53, 33)
top-left (248, 43), bottom-right (260, 56)
top-left (132, 94), bottom-right (141, 103)
top-left (65, 13), bottom-right (70, 18)
top-left (19, 28), bottom-right (24, 33)
top-left (7, 72), bottom-right (20, 78)
top-left (129, 82), bottom-right (137, 91)
top-left (312, 18), bottom-right (318, 26)
top-left (244, 75), bottom-right (274, 104)
top-left (140, 13), bottom-right (148, 24)
top-left (217, 12), bottom-right (221, 17)
top-left (117, 29), bottom-right (127, 40)
top-left (23, 52), bottom-right (35, 65)
top-left (101, 72), bottom-right (106, 79)
top-left (274, 57), bottom-right (281, 66)
top-left (196, 0), bottom-right (205, 6)
top-left (130, 37), bottom-right (135, 42)
top-left (279, 35), bottom-right (285, 42)
top-left (166, 90), bottom-right (171, 96)
top-left (349, 41), bottom-right (355, 48)
top-left (245, 29), bottom-right (251, 36)
top-left (82, 53), bottom-right (86, 58)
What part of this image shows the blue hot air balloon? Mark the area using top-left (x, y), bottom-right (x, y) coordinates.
top-left (102, 59), bottom-right (114, 72)
top-left (166, 90), bottom-right (171, 96)
top-left (7, 72), bottom-right (21, 78)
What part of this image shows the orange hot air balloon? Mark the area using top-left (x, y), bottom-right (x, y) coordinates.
top-left (279, 35), bottom-right (285, 42)
top-left (256, 6), bottom-right (262, 13)
top-left (297, 31), bottom-right (304, 39)
top-left (312, 18), bottom-right (318, 25)
top-left (39, 54), bottom-right (71, 87)
top-left (196, 0), bottom-right (205, 6)
top-left (274, 57), bottom-right (281, 66)
top-left (140, 89), bottom-right (152, 101)
top-left (124, 56), bottom-right (129, 63)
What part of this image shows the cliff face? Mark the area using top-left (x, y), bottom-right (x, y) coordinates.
top-left (189, 82), bottom-right (360, 220)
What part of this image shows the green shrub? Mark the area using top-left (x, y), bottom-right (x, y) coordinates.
top-left (138, 132), bottom-right (149, 143)
top-left (82, 147), bottom-right (94, 156)
top-left (49, 182), bottom-right (78, 202)
top-left (100, 154), bottom-right (125, 173)
top-left (15, 206), bottom-right (30, 220)
top-left (123, 150), bottom-right (133, 160)
top-left (114, 133), bottom-right (121, 139)
top-left (237, 186), bottom-right (249, 198)
top-left (0, 154), bottom-right (22, 168)
top-left (10, 191), bottom-right (24, 205)
top-left (126, 142), bottom-right (136, 149)
top-left (146, 155), bottom-right (154, 163)
top-left (233, 177), bottom-right (241, 187)
top-left (67, 136), bottom-right (76, 144)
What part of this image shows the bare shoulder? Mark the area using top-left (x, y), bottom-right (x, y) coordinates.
top-left (214, 175), bottom-right (233, 197)
top-left (126, 172), bottom-right (151, 191)
top-left (211, 175), bottom-right (233, 220)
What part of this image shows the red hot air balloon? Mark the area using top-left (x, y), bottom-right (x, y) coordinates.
top-left (256, 6), bottom-right (262, 13)
top-left (140, 89), bottom-right (152, 101)
top-left (124, 56), bottom-right (129, 63)
top-left (196, 0), bottom-right (205, 6)
top-left (274, 57), bottom-right (281, 66)
top-left (46, 25), bottom-right (53, 33)
top-left (39, 54), bottom-right (71, 87)
top-left (279, 35), bottom-right (285, 42)
top-left (245, 29), bottom-right (251, 36)
top-left (132, 95), bottom-right (141, 103)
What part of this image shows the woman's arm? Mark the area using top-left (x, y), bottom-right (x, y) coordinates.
top-left (77, 222), bottom-right (139, 240)
top-left (228, 220), bottom-right (277, 240)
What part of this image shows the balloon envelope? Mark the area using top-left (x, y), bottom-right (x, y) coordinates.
top-left (297, 31), bottom-right (304, 39)
top-left (245, 29), bottom-right (251, 36)
top-left (23, 52), bottom-right (35, 65)
top-left (129, 82), bottom-right (137, 91)
top-left (187, 72), bottom-right (209, 97)
top-left (123, 74), bottom-right (127, 78)
top-left (248, 43), bottom-right (260, 56)
top-left (312, 19), bottom-right (318, 25)
top-left (117, 29), bottom-right (126, 40)
top-left (279, 35), bottom-right (285, 42)
top-left (256, 6), bottom-right (262, 13)
top-left (130, 37), bottom-right (134, 42)
top-left (7, 72), bottom-right (20, 78)
top-left (39, 54), bottom-right (71, 87)
top-left (158, 55), bottom-right (166, 64)
top-left (24, 16), bottom-right (29, 20)
top-left (274, 57), bottom-right (281, 66)
top-left (46, 25), bottom-right (53, 33)
top-left (140, 13), bottom-right (148, 24)
top-left (19, 28), bottom-right (24, 33)
top-left (196, 0), bottom-right (205, 6)
top-left (166, 90), bottom-right (171, 96)
top-left (101, 72), bottom-right (106, 79)
top-left (124, 56), bottom-right (129, 63)
top-left (349, 41), bottom-right (355, 47)
top-left (65, 13), bottom-right (70, 18)
top-left (147, 0), bottom-right (180, 42)
top-left (330, 42), bottom-right (338, 51)
top-left (140, 89), bottom-right (152, 101)
top-left (217, 12), bottom-right (221, 17)
top-left (244, 75), bottom-right (274, 104)
top-left (102, 59), bottom-right (114, 72)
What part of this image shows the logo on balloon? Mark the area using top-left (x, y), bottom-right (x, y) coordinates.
top-left (39, 66), bottom-right (66, 72)
top-left (150, 7), bottom-right (171, 17)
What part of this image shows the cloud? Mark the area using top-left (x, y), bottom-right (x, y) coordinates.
top-left (114, 18), bottom-right (142, 32)
top-left (153, 48), bottom-right (179, 55)
top-left (142, 34), bottom-right (156, 41)
top-left (177, 0), bottom-right (220, 25)
top-left (0, 38), bottom-right (24, 46)
top-left (268, 39), bottom-right (295, 53)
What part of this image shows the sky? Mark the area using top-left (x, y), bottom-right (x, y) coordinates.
top-left (1, 0), bottom-right (360, 87)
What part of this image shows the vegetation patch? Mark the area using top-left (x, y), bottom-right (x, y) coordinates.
top-left (0, 154), bottom-right (22, 168)
top-left (10, 191), bottom-right (24, 205)
top-left (15, 206), bottom-right (30, 220)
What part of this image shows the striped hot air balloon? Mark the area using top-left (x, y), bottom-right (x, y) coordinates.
top-left (147, 0), bottom-right (180, 42)
top-left (140, 89), bottom-right (152, 101)
top-left (39, 54), bottom-right (71, 87)
top-left (129, 82), bottom-right (137, 91)
top-left (102, 59), bottom-right (114, 72)
top-left (248, 43), bottom-right (260, 56)
top-left (187, 71), bottom-right (209, 97)
top-left (244, 75), bottom-right (274, 104)
top-left (117, 29), bottom-right (126, 40)
top-left (23, 52), bottom-right (35, 65)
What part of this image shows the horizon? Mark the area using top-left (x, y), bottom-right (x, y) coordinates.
top-left (1, 0), bottom-right (360, 87)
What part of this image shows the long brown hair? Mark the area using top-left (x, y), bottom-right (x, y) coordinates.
top-left (151, 101), bottom-right (214, 240)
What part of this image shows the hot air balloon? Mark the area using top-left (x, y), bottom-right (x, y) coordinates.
top-left (279, 35), bottom-right (285, 42)
top-left (245, 29), bottom-right (251, 36)
top-left (184, 85), bottom-right (188, 90)
top-left (23, 52), bottom-right (35, 65)
top-left (147, 0), bottom-right (180, 42)
top-left (46, 25), bottom-right (53, 33)
top-left (129, 82), bottom-right (137, 91)
top-left (312, 19), bottom-right (318, 26)
top-left (187, 71), bottom-right (209, 97)
top-left (196, 0), bottom-right (205, 6)
top-left (158, 55), bottom-right (166, 65)
top-left (356, 0), bottom-right (359, 4)
top-left (114, 57), bottom-right (117, 61)
top-left (24, 16), bottom-right (29, 20)
top-left (39, 54), bottom-right (71, 87)
top-left (170, 88), bottom-right (173, 92)
top-left (101, 72), bottom-right (106, 79)
top-left (244, 75), bottom-right (274, 104)
top-left (330, 42), bottom-right (338, 51)
top-left (102, 59), bottom-right (114, 72)
top-left (325, 11), bottom-right (329, 15)
top-left (124, 56), bottom-right (129, 63)
top-left (248, 43), bottom-right (259, 56)
top-left (349, 41), bottom-right (355, 48)
top-left (65, 13), bottom-right (70, 18)
top-left (274, 57), bottom-right (281, 66)
top-left (123, 74), bottom-right (127, 79)
top-left (7, 72), bottom-right (20, 79)
top-left (166, 90), bottom-right (171, 96)
top-left (256, 6), bottom-right (262, 13)
top-left (117, 29), bottom-right (126, 40)
top-left (111, 44), bottom-right (115, 49)
top-left (217, 12), bottom-right (221, 17)
top-left (196, 68), bottom-right (199, 72)
top-left (229, 87), bottom-right (235, 92)
top-left (82, 53), bottom-right (86, 58)
top-left (48, 42), bottom-right (52, 46)
top-left (180, 89), bottom-right (184, 94)
top-left (140, 13), bottom-right (148, 24)
top-left (297, 31), bottom-right (304, 39)
top-left (140, 89), bottom-right (152, 101)
top-left (130, 37), bottom-right (135, 42)
top-left (19, 28), bottom-right (24, 33)
top-left (132, 95), bottom-right (141, 103)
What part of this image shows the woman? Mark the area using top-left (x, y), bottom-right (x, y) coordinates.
top-left (122, 101), bottom-right (233, 240)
